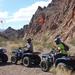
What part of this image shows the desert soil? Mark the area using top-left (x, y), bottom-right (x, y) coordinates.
top-left (0, 51), bottom-right (53, 75)
top-left (0, 62), bottom-right (53, 75)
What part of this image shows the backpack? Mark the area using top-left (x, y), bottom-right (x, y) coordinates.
top-left (61, 42), bottom-right (69, 51)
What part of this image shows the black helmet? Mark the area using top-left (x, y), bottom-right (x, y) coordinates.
top-left (55, 34), bottom-right (60, 39)
top-left (54, 37), bottom-right (61, 44)
top-left (27, 38), bottom-right (32, 43)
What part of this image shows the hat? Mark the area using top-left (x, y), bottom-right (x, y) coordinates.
top-left (27, 38), bottom-right (32, 42)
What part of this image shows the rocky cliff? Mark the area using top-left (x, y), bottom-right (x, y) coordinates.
top-left (25, 0), bottom-right (75, 42)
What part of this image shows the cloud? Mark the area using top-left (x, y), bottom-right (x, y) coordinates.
top-left (1, 0), bottom-right (52, 24)
top-left (0, 11), bottom-right (8, 24)
top-left (0, 0), bottom-right (51, 24)
top-left (0, 11), bottom-right (8, 18)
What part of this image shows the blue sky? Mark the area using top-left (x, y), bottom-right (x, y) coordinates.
top-left (0, 0), bottom-right (52, 29)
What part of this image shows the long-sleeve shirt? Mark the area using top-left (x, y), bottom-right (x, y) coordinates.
top-left (58, 43), bottom-right (67, 54)
top-left (26, 42), bottom-right (33, 52)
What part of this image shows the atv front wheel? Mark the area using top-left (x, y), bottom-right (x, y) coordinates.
top-left (40, 61), bottom-right (50, 72)
top-left (11, 56), bottom-right (17, 64)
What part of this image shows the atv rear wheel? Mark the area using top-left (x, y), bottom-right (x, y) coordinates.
top-left (56, 63), bottom-right (68, 75)
top-left (22, 57), bottom-right (31, 67)
top-left (57, 63), bottom-right (66, 68)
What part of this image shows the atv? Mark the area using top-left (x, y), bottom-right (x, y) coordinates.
top-left (0, 48), bottom-right (8, 63)
top-left (11, 48), bottom-right (41, 67)
top-left (55, 56), bottom-right (75, 70)
top-left (40, 49), bottom-right (67, 72)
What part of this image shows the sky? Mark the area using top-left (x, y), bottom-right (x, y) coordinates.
top-left (0, 0), bottom-right (52, 29)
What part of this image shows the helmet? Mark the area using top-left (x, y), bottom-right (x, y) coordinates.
top-left (55, 34), bottom-right (61, 39)
top-left (54, 37), bottom-right (61, 44)
top-left (27, 38), bottom-right (32, 42)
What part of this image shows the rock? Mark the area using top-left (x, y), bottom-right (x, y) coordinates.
top-left (26, 0), bottom-right (75, 42)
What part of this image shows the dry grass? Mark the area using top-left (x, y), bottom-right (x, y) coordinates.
top-left (0, 38), bottom-right (25, 53)
top-left (49, 66), bottom-right (75, 75)
top-left (55, 67), bottom-right (72, 75)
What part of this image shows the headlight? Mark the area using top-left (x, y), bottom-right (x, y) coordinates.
top-left (42, 57), bottom-right (48, 61)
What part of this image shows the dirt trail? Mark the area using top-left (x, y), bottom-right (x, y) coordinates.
top-left (0, 63), bottom-right (53, 75)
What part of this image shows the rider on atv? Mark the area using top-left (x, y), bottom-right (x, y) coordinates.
top-left (24, 38), bottom-right (33, 53)
top-left (54, 35), bottom-right (69, 58)
top-left (11, 38), bottom-right (34, 64)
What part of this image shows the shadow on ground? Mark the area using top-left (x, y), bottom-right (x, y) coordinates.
top-left (0, 62), bottom-right (13, 66)
top-left (0, 61), bottom-right (40, 69)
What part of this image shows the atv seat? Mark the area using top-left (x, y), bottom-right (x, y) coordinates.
top-left (32, 52), bottom-right (41, 55)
